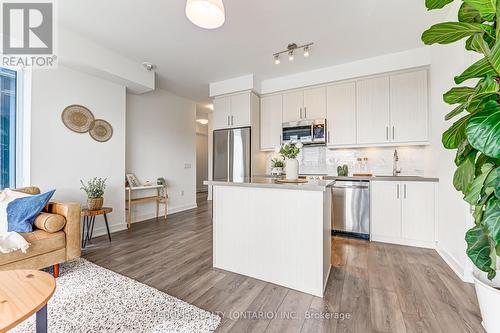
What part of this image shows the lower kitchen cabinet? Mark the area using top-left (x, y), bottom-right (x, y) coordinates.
top-left (371, 181), bottom-right (436, 248)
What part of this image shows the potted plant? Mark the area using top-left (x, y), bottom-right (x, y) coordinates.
top-left (422, 1), bottom-right (499, 331)
top-left (271, 158), bottom-right (285, 175)
top-left (80, 177), bottom-right (107, 210)
top-left (280, 142), bottom-right (303, 180)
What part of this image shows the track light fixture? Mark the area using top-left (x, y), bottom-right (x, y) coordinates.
top-left (273, 42), bottom-right (313, 64)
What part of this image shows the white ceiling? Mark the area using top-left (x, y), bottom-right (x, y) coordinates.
top-left (59, 0), bottom-right (448, 102)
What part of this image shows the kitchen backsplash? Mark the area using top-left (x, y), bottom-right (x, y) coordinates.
top-left (265, 146), bottom-right (427, 176)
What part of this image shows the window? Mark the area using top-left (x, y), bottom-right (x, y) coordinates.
top-left (0, 68), bottom-right (17, 189)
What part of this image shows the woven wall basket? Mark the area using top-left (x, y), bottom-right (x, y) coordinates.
top-left (89, 119), bottom-right (113, 142)
top-left (61, 105), bottom-right (95, 133)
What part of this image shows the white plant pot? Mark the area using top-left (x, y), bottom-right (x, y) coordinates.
top-left (271, 167), bottom-right (283, 175)
top-left (473, 270), bottom-right (500, 332)
top-left (285, 158), bottom-right (299, 180)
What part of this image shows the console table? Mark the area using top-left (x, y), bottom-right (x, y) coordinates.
top-left (125, 185), bottom-right (168, 228)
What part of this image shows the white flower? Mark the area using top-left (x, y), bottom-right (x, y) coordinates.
top-left (296, 142), bottom-right (304, 149)
top-left (274, 146), bottom-right (281, 153)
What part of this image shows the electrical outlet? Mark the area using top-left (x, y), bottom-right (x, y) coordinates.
top-left (184, 163), bottom-right (191, 169)
top-left (181, 190), bottom-right (184, 196)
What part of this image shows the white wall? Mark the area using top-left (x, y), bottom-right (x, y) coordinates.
top-left (126, 89), bottom-right (197, 223)
top-left (428, 6), bottom-right (475, 281)
top-left (31, 65), bottom-right (127, 236)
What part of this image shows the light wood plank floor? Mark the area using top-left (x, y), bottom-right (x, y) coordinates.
top-left (83, 192), bottom-right (484, 333)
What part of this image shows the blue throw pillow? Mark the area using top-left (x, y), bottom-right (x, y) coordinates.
top-left (7, 190), bottom-right (56, 233)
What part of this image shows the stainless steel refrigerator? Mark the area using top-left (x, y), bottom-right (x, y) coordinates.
top-left (213, 127), bottom-right (251, 182)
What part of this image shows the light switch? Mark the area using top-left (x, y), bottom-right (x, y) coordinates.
top-left (184, 163), bottom-right (191, 169)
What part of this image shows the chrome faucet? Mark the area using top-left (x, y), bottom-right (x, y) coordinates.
top-left (393, 149), bottom-right (401, 176)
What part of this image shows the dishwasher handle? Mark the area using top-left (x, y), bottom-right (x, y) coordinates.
top-left (333, 184), bottom-right (369, 189)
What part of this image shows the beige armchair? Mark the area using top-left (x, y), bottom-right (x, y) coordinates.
top-left (0, 187), bottom-right (81, 277)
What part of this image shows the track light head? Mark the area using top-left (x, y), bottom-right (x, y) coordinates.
top-left (274, 54), bottom-right (280, 65)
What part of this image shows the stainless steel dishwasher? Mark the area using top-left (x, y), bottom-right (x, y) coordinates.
top-left (331, 180), bottom-right (370, 240)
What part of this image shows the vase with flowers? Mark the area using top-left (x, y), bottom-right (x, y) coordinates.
top-left (280, 142), bottom-right (303, 180)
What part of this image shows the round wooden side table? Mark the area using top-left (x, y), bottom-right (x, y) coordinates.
top-left (81, 207), bottom-right (113, 248)
top-left (0, 270), bottom-right (56, 333)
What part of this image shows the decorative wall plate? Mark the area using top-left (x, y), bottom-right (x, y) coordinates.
top-left (61, 105), bottom-right (95, 133)
top-left (89, 119), bottom-right (113, 142)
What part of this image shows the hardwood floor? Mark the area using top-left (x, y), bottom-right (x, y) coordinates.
top-left (83, 192), bottom-right (484, 333)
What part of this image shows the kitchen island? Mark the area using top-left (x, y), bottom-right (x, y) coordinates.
top-left (204, 177), bottom-right (333, 297)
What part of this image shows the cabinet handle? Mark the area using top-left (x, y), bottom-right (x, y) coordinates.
top-left (392, 126), bottom-right (395, 140)
top-left (404, 184), bottom-right (407, 199)
top-left (280, 135), bottom-right (282, 144)
top-left (231, 115), bottom-right (234, 126)
top-left (304, 107), bottom-right (307, 119)
top-left (386, 127), bottom-right (389, 141)
top-left (328, 130), bottom-right (330, 143)
top-left (397, 184), bottom-right (400, 199)
top-left (300, 107), bottom-right (303, 119)
top-left (227, 115), bottom-right (230, 126)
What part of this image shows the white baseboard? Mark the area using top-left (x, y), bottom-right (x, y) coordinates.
top-left (91, 223), bottom-right (128, 238)
top-left (89, 202), bottom-right (198, 237)
top-left (436, 246), bottom-right (472, 283)
top-left (130, 202), bottom-right (198, 224)
top-left (371, 235), bottom-right (436, 249)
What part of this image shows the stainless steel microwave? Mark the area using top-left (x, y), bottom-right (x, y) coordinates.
top-left (282, 119), bottom-right (326, 145)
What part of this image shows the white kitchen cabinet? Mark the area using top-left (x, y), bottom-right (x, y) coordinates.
top-left (371, 181), bottom-right (401, 239)
top-left (213, 92), bottom-right (253, 129)
top-left (283, 91), bottom-right (303, 122)
top-left (213, 96), bottom-right (231, 130)
top-left (283, 87), bottom-right (326, 122)
top-left (401, 182), bottom-right (435, 243)
top-left (230, 93), bottom-right (251, 128)
top-left (371, 180), bottom-right (436, 248)
top-left (303, 87), bottom-right (326, 120)
top-left (326, 82), bottom-right (356, 146)
top-left (356, 77), bottom-right (390, 144)
top-left (260, 95), bottom-right (283, 150)
top-left (390, 70), bottom-right (428, 143)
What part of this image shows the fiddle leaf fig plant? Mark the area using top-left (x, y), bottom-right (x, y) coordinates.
top-left (422, 0), bottom-right (500, 280)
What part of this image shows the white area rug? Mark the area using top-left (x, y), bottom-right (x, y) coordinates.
top-left (10, 258), bottom-right (221, 333)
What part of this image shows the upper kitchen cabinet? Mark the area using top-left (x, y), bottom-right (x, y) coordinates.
top-left (326, 82), bottom-right (356, 146)
top-left (213, 92), bottom-right (254, 130)
top-left (283, 91), bottom-right (304, 122)
top-left (282, 87), bottom-right (326, 122)
top-left (213, 97), bottom-right (231, 130)
top-left (356, 76), bottom-right (391, 144)
top-left (260, 94), bottom-right (283, 150)
top-left (229, 93), bottom-right (252, 128)
top-left (390, 70), bottom-right (429, 143)
top-left (303, 87), bottom-right (326, 120)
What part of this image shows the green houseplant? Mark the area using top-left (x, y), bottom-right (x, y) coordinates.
top-left (422, 0), bottom-right (500, 330)
top-left (271, 158), bottom-right (285, 175)
top-left (80, 177), bottom-right (107, 210)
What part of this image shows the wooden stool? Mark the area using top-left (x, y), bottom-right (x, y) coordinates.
top-left (0, 270), bottom-right (56, 333)
top-left (81, 207), bottom-right (113, 248)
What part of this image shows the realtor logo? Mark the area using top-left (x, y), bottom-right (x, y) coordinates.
top-left (1, 0), bottom-right (57, 67)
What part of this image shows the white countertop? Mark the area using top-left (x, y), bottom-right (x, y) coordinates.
top-left (204, 177), bottom-right (335, 191)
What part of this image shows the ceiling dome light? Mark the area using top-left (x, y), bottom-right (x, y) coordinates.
top-left (274, 54), bottom-right (280, 65)
top-left (185, 0), bottom-right (225, 29)
top-left (288, 50), bottom-right (294, 61)
top-left (303, 46), bottom-right (310, 57)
